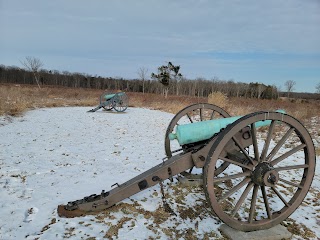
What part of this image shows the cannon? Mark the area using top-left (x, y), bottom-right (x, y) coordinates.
top-left (58, 103), bottom-right (315, 232)
top-left (88, 91), bottom-right (128, 112)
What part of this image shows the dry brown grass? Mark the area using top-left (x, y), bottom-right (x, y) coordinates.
top-left (226, 97), bottom-right (320, 121)
top-left (0, 84), bottom-right (208, 116)
top-left (127, 91), bottom-right (208, 114)
top-left (1, 83), bottom-right (319, 121)
top-left (208, 91), bottom-right (228, 108)
top-left (0, 84), bottom-right (100, 116)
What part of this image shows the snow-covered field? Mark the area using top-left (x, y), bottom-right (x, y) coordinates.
top-left (0, 107), bottom-right (319, 239)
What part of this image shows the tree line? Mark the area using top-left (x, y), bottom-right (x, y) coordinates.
top-left (0, 63), bottom-right (286, 100)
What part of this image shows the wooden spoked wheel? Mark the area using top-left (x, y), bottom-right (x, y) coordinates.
top-left (113, 93), bottom-right (128, 112)
top-left (203, 111), bottom-right (315, 231)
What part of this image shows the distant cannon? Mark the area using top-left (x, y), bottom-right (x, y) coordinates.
top-left (59, 103), bottom-right (315, 232)
top-left (88, 92), bottom-right (128, 112)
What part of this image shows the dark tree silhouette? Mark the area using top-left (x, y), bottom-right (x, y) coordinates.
top-left (151, 62), bottom-right (182, 98)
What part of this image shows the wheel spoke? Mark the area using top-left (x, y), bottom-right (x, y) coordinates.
top-left (261, 186), bottom-right (272, 219)
top-left (266, 127), bottom-right (294, 162)
top-left (219, 156), bottom-right (253, 170)
top-left (278, 177), bottom-right (303, 189)
top-left (232, 137), bottom-right (255, 165)
top-left (271, 187), bottom-right (290, 207)
top-left (275, 164), bottom-right (308, 171)
top-left (213, 171), bottom-right (251, 183)
top-left (248, 185), bottom-right (259, 223)
top-left (231, 182), bottom-right (254, 217)
top-left (260, 120), bottom-right (276, 162)
top-left (218, 178), bottom-right (251, 203)
top-left (270, 144), bottom-right (306, 166)
top-left (186, 113), bottom-right (193, 123)
top-left (210, 110), bottom-right (215, 120)
top-left (250, 123), bottom-right (260, 162)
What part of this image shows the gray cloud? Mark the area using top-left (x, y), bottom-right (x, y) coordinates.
top-left (0, 0), bottom-right (319, 92)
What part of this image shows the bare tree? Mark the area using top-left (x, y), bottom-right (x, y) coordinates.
top-left (284, 80), bottom-right (296, 98)
top-left (316, 82), bottom-right (320, 93)
top-left (137, 67), bottom-right (148, 94)
top-left (20, 56), bottom-right (43, 88)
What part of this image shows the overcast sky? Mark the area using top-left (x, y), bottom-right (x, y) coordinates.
top-left (0, 0), bottom-right (319, 93)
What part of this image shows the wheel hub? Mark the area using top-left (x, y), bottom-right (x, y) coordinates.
top-left (252, 162), bottom-right (279, 187)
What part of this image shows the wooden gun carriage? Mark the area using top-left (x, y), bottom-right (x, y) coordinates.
top-left (88, 91), bottom-right (128, 112)
top-left (59, 103), bottom-right (315, 232)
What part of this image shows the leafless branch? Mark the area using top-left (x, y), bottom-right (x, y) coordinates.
top-left (20, 56), bottom-right (43, 88)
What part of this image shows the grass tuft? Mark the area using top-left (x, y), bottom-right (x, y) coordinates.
top-left (208, 91), bottom-right (228, 108)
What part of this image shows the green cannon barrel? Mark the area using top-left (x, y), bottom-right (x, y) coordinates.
top-left (169, 110), bottom-right (285, 145)
top-left (103, 92), bottom-right (126, 101)
top-left (104, 94), bottom-right (116, 100)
